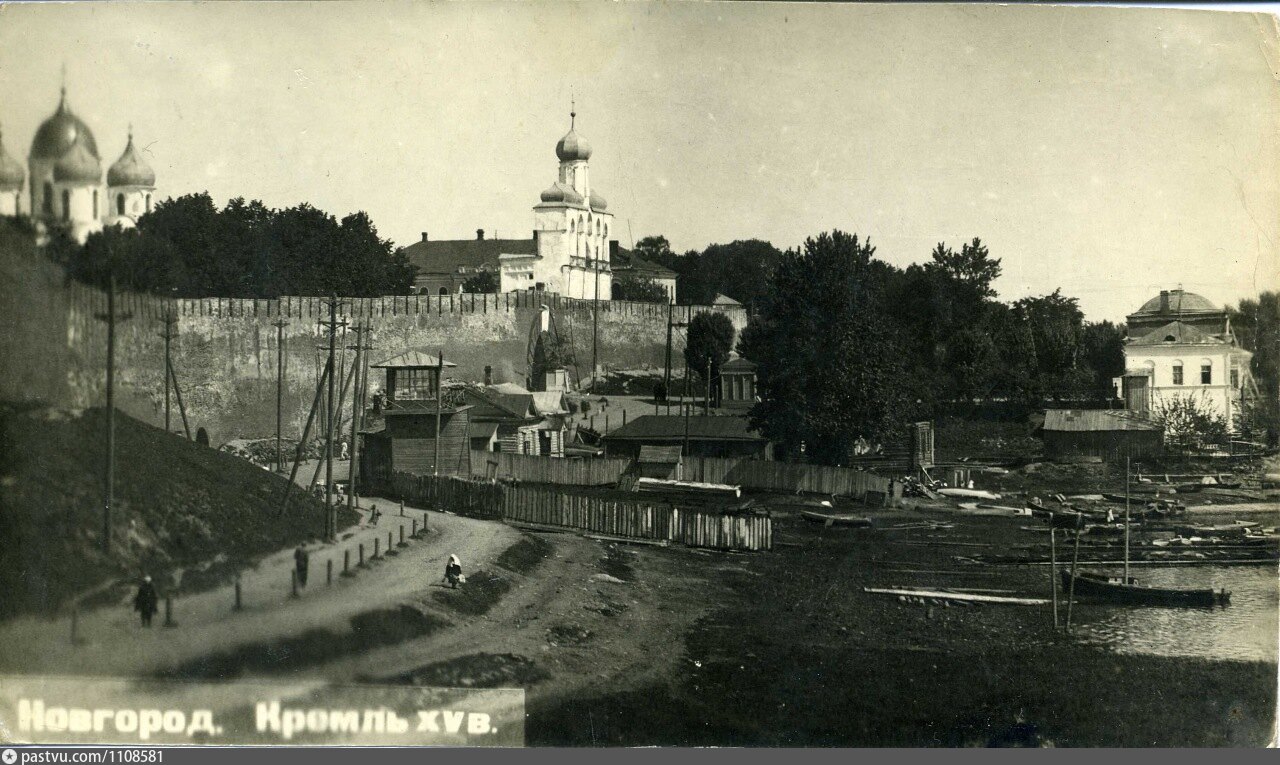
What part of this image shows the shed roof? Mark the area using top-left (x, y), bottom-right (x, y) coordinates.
top-left (711, 293), bottom-right (742, 306)
top-left (1126, 320), bottom-right (1228, 347)
top-left (401, 237), bottom-right (536, 275)
top-left (611, 247), bottom-right (678, 279)
top-left (1043, 410), bottom-right (1162, 432)
top-left (638, 445), bottom-right (684, 464)
top-left (372, 351), bottom-right (458, 369)
top-left (721, 356), bottom-right (757, 373)
top-left (602, 415), bottom-right (767, 442)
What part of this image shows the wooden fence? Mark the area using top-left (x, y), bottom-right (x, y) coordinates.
top-left (471, 450), bottom-right (629, 486)
top-left (382, 472), bottom-right (771, 552)
top-left (680, 456), bottom-right (891, 498)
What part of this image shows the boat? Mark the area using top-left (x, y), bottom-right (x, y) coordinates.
top-left (801, 510), bottom-right (873, 528)
top-left (1060, 570), bottom-right (1229, 607)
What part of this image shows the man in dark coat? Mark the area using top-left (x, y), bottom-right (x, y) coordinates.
top-left (294, 543), bottom-right (310, 588)
top-left (133, 576), bottom-right (158, 627)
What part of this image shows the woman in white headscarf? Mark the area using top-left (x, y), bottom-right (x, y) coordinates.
top-left (443, 555), bottom-right (463, 588)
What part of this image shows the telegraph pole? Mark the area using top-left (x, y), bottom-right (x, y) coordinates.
top-left (682, 354), bottom-right (691, 457)
top-left (705, 357), bottom-right (712, 415)
top-left (346, 324), bottom-right (371, 512)
top-left (591, 252), bottom-right (600, 392)
top-left (96, 274), bottom-right (133, 554)
top-left (663, 301), bottom-right (674, 415)
top-left (434, 349), bottom-right (444, 476)
top-left (273, 318), bottom-right (289, 473)
top-left (159, 310), bottom-right (177, 434)
top-left (319, 296), bottom-right (347, 541)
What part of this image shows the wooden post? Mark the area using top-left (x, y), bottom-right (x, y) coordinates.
top-left (412, 518), bottom-right (418, 537)
top-left (388, 531), bottom-right (393, 553)
top-left (400, 500), bottom-right (405, 517)
top-left (234, 576), bottom-right (242, 611)
top-left (1065, 513), bottom-right (1083, 631)
top-left (274, 318), bottom-right (289, 472)
top-left (373, 538), bottom-right (380, 559)
top-left (359, 543), bottom-right (365, 566)
top-left (343, 549), bottom-right (350, 574)
top-left (164, 596), bottom-right (175, 627)
top-left (1124, 453), bottom-right (1131, 583)
top-left (1049, 517), bottom-right (1058, 628)
top-left (280, 357), bottom-right (331, 517)
top-left (399, 524), bottom-right (406, 546)
top-left (327, 559), bottom-right (333, 585)
top-left (291, 570), bottom-right (299, 598)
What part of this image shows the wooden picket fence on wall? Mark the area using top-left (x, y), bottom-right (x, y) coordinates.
top-left (679, 456), bottom-right (891, 498)
top-left (382, 472), bottom-right (771, 552)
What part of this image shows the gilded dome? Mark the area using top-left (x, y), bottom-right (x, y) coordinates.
top-left (52, 135), bottom-right (102, 184)
top-left (30, 91), bottom-right (100, 162)
top-left (107, 133), bottom-right (156, 187)
top-left (0, 128), bottom-right (24, 190)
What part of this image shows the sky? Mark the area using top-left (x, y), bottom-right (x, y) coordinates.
top-left (0, 2), bottom-right (1276, 321)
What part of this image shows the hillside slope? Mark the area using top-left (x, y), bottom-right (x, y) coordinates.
top-left (0, 403), bottom-right (356, 618)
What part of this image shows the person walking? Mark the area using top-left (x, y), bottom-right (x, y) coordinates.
top-left (133, 576), bottom-right (158, 627)
top-left (369, 504), bottom-right (380, 527)
top-left (294, 543), bottom-right (310, 588)
top-left (442, 554), bottom-right (463, 588)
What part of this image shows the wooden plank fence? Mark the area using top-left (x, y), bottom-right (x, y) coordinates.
top-left (680, 456), bottom-right (890, 499)
top-left (383, 472), bottom-right (770, 552)
top-left (471, 450), bottom-right (629, 486)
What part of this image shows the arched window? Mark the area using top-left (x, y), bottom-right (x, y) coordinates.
top-left (117, 194), bottom-right (125, 216)
top-left (1172, 361), bottom-right (1184, 386)
top-left (596, 219), bottom-right (601, 235)
top-left (569, 219), bottom-right (575, 233)
top-left (92, 190), bottom-right (98, 219)
top-left (42, 182), bottom-right (53, 215)
top-left (439, 287), bottom-right (449, 296)
top-left (1200, 359), bottom-right (1212, 385)
top-left (61, 189), bottom-right (70, 221)
top-left (603, 223), bottom-right (608, 238)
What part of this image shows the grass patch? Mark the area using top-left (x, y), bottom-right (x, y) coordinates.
top-left (430, 570), bottom-right (510, 616)
top-left (495, 535), bottom-right (553, 575)
top-left (162, 605), bottom-right (450, 680)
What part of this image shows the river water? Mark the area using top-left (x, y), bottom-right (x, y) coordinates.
top-left (1067, 564), bottom-right (1279, 663)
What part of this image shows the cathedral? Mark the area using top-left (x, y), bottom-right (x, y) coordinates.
top-left (404, 108), bottom-right (674, 301)
top-left (0, 85), bottom-right (157, 243)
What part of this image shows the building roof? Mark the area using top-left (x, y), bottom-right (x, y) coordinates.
top-left (555, 119), bottom-right (592, 162)
top-left (371, 350), bottom-right (458, 369)
top-left (1126, 320), bottom-right (1228, 347)
top-left (1043, 409), bottom-right (1163, 433)
top-left (721, 356), bottom-right (756, 373)
top-left (602, 415), bottom-right (768, 443)
top-left (611, 247), bottom-right (678, 279)
top-left (530, 391), bottom-right (567, 416)
top-left (107, 132), bottom-right (155, 187)
top-left (638, 445), bottom-right (683, 464)
top-left (52, 136), bottom-right (101, 183)
top-left (0, 128), bottom-right (24, 189)
top-left (1133, 289), bottom-right (1219, 315)
top-left (711, 293), bottom-right (742, 306)
top-left (401, 236), bottom-right (536, 276)
top-left (470, 422), bottom-right (500, 441)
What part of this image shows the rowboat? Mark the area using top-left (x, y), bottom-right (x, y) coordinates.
top-left (1061, 570), bottom-right (1229, 608)
top-left (801, 510), bottom-right (873, 528)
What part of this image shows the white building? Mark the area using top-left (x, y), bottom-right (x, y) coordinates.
top-left (1, 86), bottom-right (157, 243)
top-left (1121, 289), bottom-right (1258, 430)
top-left (405, 109), bottom-right (650, 301)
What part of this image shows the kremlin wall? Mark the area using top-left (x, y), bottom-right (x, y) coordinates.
top-left (1, 241), bottom-right (748, 445)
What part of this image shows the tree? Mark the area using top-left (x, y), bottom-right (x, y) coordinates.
top-left (738, 231), bottom-right (912, 464)
top-left (1079, 320), bottom-right (1126, 399)
top-left (462, 270), bottom-right (498, 293)
top-left (683, 312), bottom-right (736, 398)
top-left (1014, 289), bottom-right (1086, 401)
top-left (1228, 291), bottom-right (1280, 444)
top-left (1153, 393), bottom-right (1229, 449)
top-left (681, 239), bottom-right (784, 307)
top-left (56, 193), bottom-right (416, 297)
top-left (611, 273), bottom-right (668, 303)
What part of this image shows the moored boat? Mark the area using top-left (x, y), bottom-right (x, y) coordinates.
top-left (801, 510), bottom-right (873, 528)
top-left (1060, 570), bottom-right (1230, 608)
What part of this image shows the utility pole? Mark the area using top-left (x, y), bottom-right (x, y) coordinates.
top-left (705, 357), bottom-right (712, 415)
top-left (663, 301), bottom-right (673, 415)
top-left (319, 296), bottom-right (347, 541)
top-left (682, 354), bottom-right (691, 457)
top-left (347, 324), bottom-right (371, 513)
top-left (434, 349), bottom-right (444, 476)
top-left (95, 274), bottom-right (133, 555)
top-left (273, 318), bottom-right (289, 473)
top-left (158, 310), bottom-right (177, 434)
top-left (591, 253), bottom-right (600, 392)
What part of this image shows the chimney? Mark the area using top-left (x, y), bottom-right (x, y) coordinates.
top-left (1159, 290), bottom-right (1169, 313)
top-left (476, 228), bottom-right (485, 240)
top-left (421, 231), bottom-right (428, 242)
top-left (484, 365), bottom-right (493, 386)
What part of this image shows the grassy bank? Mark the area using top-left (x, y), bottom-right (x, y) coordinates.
top-left (0, 403), bottom-right (358, 618)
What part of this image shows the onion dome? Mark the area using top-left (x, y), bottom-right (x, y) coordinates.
top-left (539, 181), bottom-right (584, 205)
top-left (554, 109), bottom-right (592, 162)
top-left (589, 189), bottom-right (607, 212)
top-left (108, 131), bottom-right (155, 187)
top-left (0, 127), bottom-right (24, 190)
top-left (30, 89), bottom-right (100, 161)
top-left (52, 135), bottom-right (102, 184)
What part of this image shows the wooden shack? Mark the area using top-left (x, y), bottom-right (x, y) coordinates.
top-left (360, 351), bottom-right (472, 481)
top-left (1041, 409), bottom-right (1164, 462)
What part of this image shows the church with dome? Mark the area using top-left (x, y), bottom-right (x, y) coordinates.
top-left (0, 85), bottom-right (157, 243)
top-left (402, 108), bottom-right (676, 301)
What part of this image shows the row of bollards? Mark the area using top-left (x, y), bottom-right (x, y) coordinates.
top-left (70, 513), bottom-right (435, 645)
